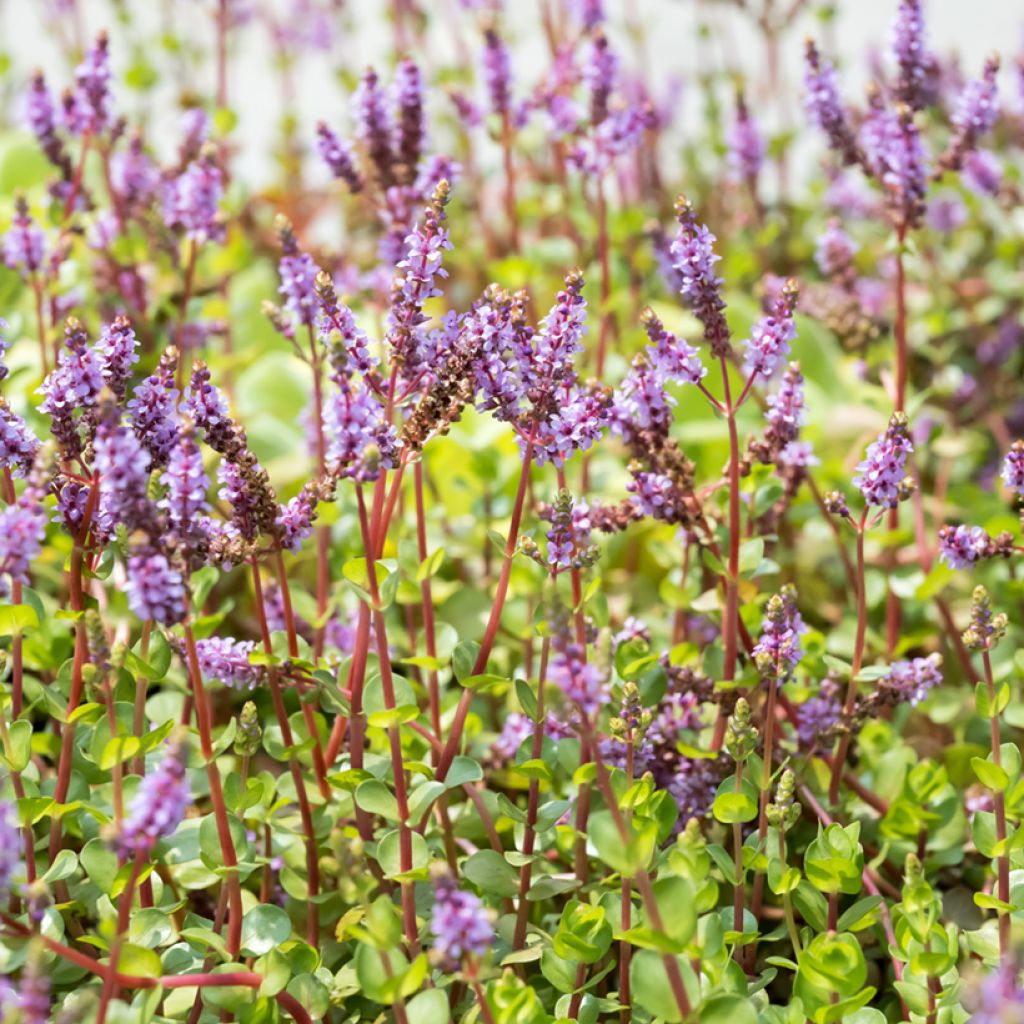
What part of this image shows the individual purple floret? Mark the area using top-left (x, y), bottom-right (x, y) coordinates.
top-left (163, 148), bottom-right (224, 244)
top-left (117, 741), bottom-right (191, 855)
top-left (670, 198), bottom-right (730, 356)
top-left (1002, 441), bottom-right (1024, 496)
top-left (482, 28), bottom-right (512, 119)
top-left (743, 280), bottom-right (798, 379)
top-left (316, 122), bottom-right (364, 192)
top-left (880, 654), bottom-right (942, 705)
top-left (0, 802), bottom-right (21, 897)
top-left (853, 412), bottom-right (913, 509)
top-left (194, 636), bottom-right (261, 690)
top-left (891, 0), bottom-right (928, 110)
top-left (3, 197), bottom-right (45, 276)
top-left (938, 524), bottom-right (993, 570)
top-left (728, 91), bottom-right (765, 184)
top-left (126, 551), bottom-right (186, 625)
top-left (95, 316), bottom-right (140, 400)
top-left (430, 866), bottom-right (495, 964)
top-left (128, 349), bottom-right (180, 468)
top-left (64, 32), bottom-right (113, 136)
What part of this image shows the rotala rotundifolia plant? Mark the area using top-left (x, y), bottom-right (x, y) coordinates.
top-left (0, 0), bottom-right (1022, 1021)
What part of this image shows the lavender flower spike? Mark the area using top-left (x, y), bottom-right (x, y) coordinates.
top-left (482, 27), bottom-right (512, 119)
top-left (393, 58), bottom-right (425, 182)
top-left (743, 279), bottom-right (799, 379)
top-left (316, 122), bottom-right (364, 192)
top-left (1002, 440), bottom-right (1024, 496)
top-left (0, 802), bottom-right (21, 897)
top-left (803, 39), bottom-right (863, 167)
top-left (728, 89), bottom-right (765, 185)
top-left (194, 636), bottom-right (261, 691)
top-left (853, 411), bottom-right (914, 509)
top-left (891, 0), bottom-right (929, 111)
top-left (670, 198), bottom-right (730, 357)
top-left (753, 592), bottom-right (803, 678)
top-left (117, 740), bottom-right (191, 855)
top-left (126, 550), bottom-right (187, 625)
top-left (938, 524), bottom-right (993, 570)
top-left (429, 864), bottom-right (495, 965)
top-left (96, 316), bottom-right (140, 400)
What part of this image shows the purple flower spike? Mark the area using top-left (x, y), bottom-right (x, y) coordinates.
top-left (938, 524), bottom-right (993, 570)
top-left (671, 199), bottom-right (730, 356)
top-left (393, 58), bottom-right (425, 181)
top-left (194, 636), bottom-right (261, 690)
top-left (550, 634), bottom-right (606, 716)
top-left (128, 348), bottom-right (180, 469)
top-left (585, 31), bottom-right (618, 126)
top-left (0, 400), bottom-right (40, 479)
top-left (743, 280), bottom-right (798, 379)
top-left (803, 39), bottom-right (863, 166)
top-left (765, 363), bottom-right (806, 447)
top-left (853, 412), bottom-right (913, 509)
top-left (355, 67), bottom-right (396, 187)
top-left (65, 32), bottom-right (113, 136)
top-left (881, 654), bottom-right (942, 705)
top-left (728, 90), bottom-right (765, 184)
top-left (891, 0), bottom-right (929, 110)
top-left (3, 197), bottom-right (45, 276)
top-left (0, 802), bottom-right (21, 897)
top-left (430, 866), bottom-right (495, 964)
top-left (38, 319), bottom-right (103, 458)
top-left (324, 377), bottom-right (400, 482)
top-left (163, 147), bottom-right (225, 244)
top-left (118, 741), bottom-right (191, 855)
top-left (94, 417), bottom-right (154, 535)
top-left (482, 28), bottom-right (512, 119)
top-left (753, 592), bottom-right (803, 678)
top-left (316, 122), bottom-right (364, 192)
top-left (277, 484), bottom-right (319, 552)
top-left (126, 550), bottom-right (187, 625)
top-left (1001, 441), bottom-right (1024, 496)
top-left (111, 132), bottom-right (160, 212)
top-left (276, 218), bottom-right (320, 328)
top-left (952, 55), bottom-right (1000, 141)
top-left (159, 430), bottom-right (210, 548)
top-left (96, 316), bottom-right (140, 400)
top-left (815, 218), bottom-right (858, 278)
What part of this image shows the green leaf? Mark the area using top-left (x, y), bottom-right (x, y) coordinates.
top-left (464, 849), bottom-right (520, 898)
top-left (699, 994), bottom-right (758, 1024)
top-left (452, 640), bottom-right (480, 682)
top-left (0, 603), bottom-right (39, 635)
top-left (241, 904), bottom-right (293, 956)
top-left (355, 780), bottom-right (400, 821)
top-left (406, 988), bottom-right (450, 1024)
top-left (629, 950), bottom-right (694, 1023)
top-left (81, 838), bottom-right (119, 893)
top-left (42, 848), bottom-right (78, 884)
top-left (376, 828), bottom-right (429, 879)
top-left (2, 720), bottom-right (32, 772)
top-left (114, 943), bottom-right (163, 979)
top-left (588, 811), bottom-right (657, 875)
top-left (515, 678), bottom-right (538, 722)
top-left (712, 775), bottom-right (759, 825)
top-left (738, 538), bottom-right (765, 577)
top-left (99, 736), bottom-right (141, 771)
top-left (972, 756), bottom-right (1010, 792)
top-left (444, 756), bottom-right (483, 788)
